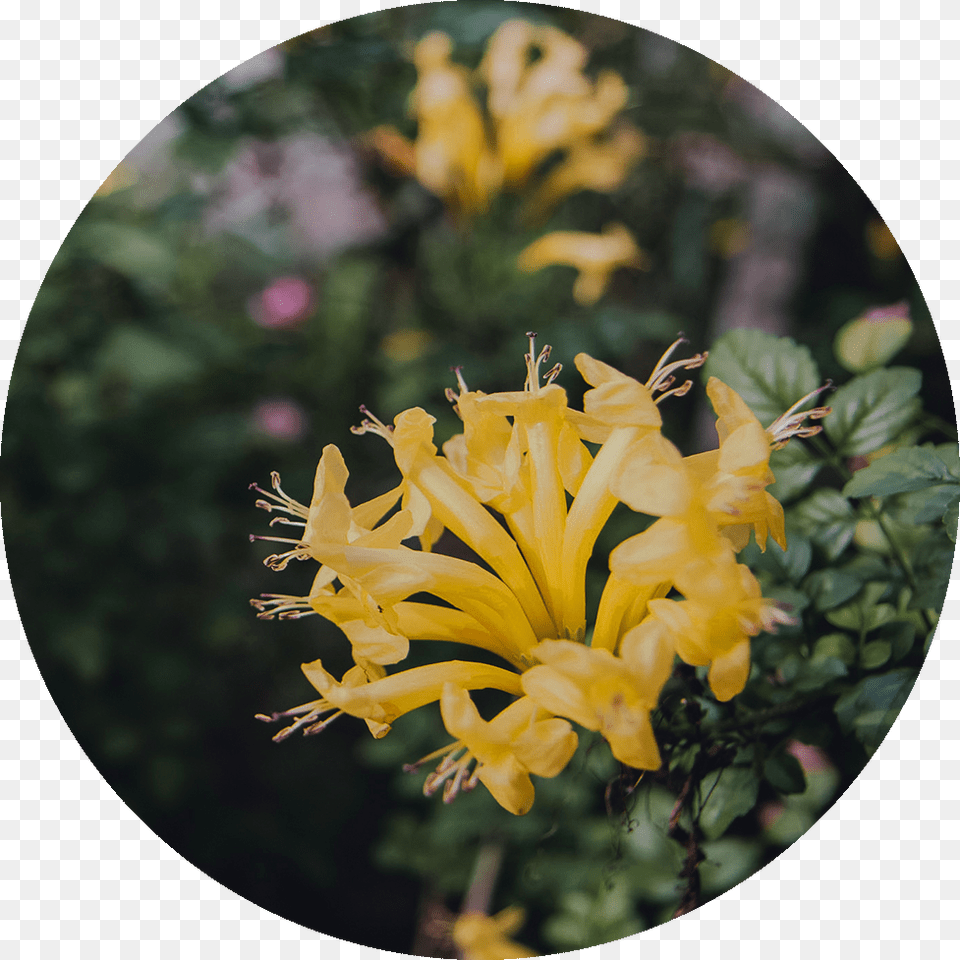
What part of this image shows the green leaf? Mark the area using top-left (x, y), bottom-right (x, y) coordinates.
top-left (77, 222), bottom-right (177, 291)
top-left (699, 838), bottom-right (763, 896)
top-left (792, 489), bottom-right (857, 560)
top-left (794, 655), bottom-right (848, 691)
top-left (770, 442), bottom-right (822, 501)
top-left (834, 668), bottom-right (917, 755)
top-left (764, 750), bottom-right (807, 795)
top-left (945, 500), bottom-right (959, 542)
top-left (899, 485), bottom-right (960, 525)
top-left (843, 446), bottom-right (960, 498)
top-left (704, 330), bottom-right (820, 426)
top-left (825, 368), bottom-right (923, 456)
top-left (874, 620), bottom-right (918, 663)
top-left (825, 600), bottom-right (896, 633)
top-left (697, 765), bottom-right (760, 841)
top-left (803, 569), bottom-right (863, 612)
top-left (909, 532), bottom-right (956, 610)
top-left (97, 326), bottom-right (203, 394)
top-left (747, 535), bottom-right (812, 583)
top-left (860, 640), bottom-right (892, 670)
top-left (812, 633), bottom-right (857, 666)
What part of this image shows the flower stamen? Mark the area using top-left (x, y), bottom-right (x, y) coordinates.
top-left (248, 472), bottom-right (310, 519)
top-left (250, 593), bottom-right (316, 620)
top-left (646, 335), bottom-right (708, 399)
top-left (351, 404), bottom-right (395, 442)
top-left (767, 383), bottom-right (834, 448)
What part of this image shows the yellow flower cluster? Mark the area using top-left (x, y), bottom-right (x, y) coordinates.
top-left (369, 20), bottom-right (645, 217)
top-left (453, 907), bottom-right (537, 960)
top-left (252, 337), bottom-right (829, 816)
top-left (366, 20), bottom-right (648, 304)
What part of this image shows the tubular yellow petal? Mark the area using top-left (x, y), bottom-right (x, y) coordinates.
top-left (304, 659), bottom-right (523, 727)
top-left (520, 665), bottom-right (595, 731)
top-left (619, 616), bottom-right (676, 693)
top-left (521, 640), bottom-right (662, 771)
top-left (560, 426), bottom-right (636, 638)
top-left (515, 392), bottom-right (568, 626)
top-left (718, 421), bottom-right (770, 475)
top-left (706, 377), bottom-right (760, 442)
top-left (604, 711), bottom-right (661, 771)
top-left (478, 755), bottom-right (536, 816)
top-left (337, 619), bottom-right (409, 666)
top-left (593, 574), bottom-right (649, 652)
top-left (607, 431), bottom-right (689, 517)
top-left (708, 640), bottom-right (751, 702)
top-left (351, 483), bottom-right (404, 531)
top-left (574, 352), bottom-right (662, 432)
top-left (309, 541), bottom-right (539, 655)
top-left (393, 602), bottom-right (524, 668)
top-left (393, 409), bottom-right (553, 639)
top-left (302, 445), bottom-right (353, 550)
top-left (511, 716), bottom-right (579, 779)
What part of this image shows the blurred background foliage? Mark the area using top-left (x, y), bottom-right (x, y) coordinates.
top-left (1, 2), bottom-right (953, 954)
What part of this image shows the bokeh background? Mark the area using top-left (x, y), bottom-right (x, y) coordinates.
top-left (2, 2), bottom-right (952, 953)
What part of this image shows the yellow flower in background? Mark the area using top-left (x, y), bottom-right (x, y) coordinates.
top-left (834, 300), bottom-right (913, 373)
top-left (517, 223), bottom-right (650, 305)
top-left (253, 336), bottom-right (829, 813)
top-left (453, 906), bottom-right (537, 960)
top-left (368, 19), bottom-right (644, 217)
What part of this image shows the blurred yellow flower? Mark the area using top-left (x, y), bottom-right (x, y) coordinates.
top-left (253, 336), bottom-right (828, 812)
top-left (368, 19), bottom-right (644, 217)
top-left (517, 223), bottom-right (649, 305)
top-left (453, 907), bottom-right (537, 960)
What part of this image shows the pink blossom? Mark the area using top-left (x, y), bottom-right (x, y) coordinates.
top-left (252, 398), bottom-right (307, 441)
top-left (249, 276), bottom-right (314, 329)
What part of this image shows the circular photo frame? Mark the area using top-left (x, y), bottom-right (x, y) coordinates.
top-left (5, 4), bottom-right (955, 956)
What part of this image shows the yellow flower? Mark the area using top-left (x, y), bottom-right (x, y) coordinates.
top-left (369, 21), bottom-right (643, 217)
top-left (517, 223), bottom-right (649, 305)
top-left (643, 563), bottom-right (794, 701)
top-left (527, 127), bottom-right (646, 218)
top-left (481, 21), bottom-right (628, 188)
top-left (521, 636), bottom-right (669, 770)
top-left (253, 336), bottom-right (828, 813)
top-left (414, 684), bottom-right (577, 815)
top-left (409, 32), bottom-right (500, 214)
top-left (453, 906), bottom-right (537, 960)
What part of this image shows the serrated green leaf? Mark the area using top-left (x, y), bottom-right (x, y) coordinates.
top-left (824, 368), bottom-right (923, 456)
top-left (803, 569), bottom-right (863, 612)
top-left (697, 765), bottom-right (760, 841)
top-left (843, 446), bottom-right (960, 499)
top-left (909, 533), bottom-right (956, 610)
top-left (764, 750), bottom-right (807, 795)
top-left (900, 485), bottom-right (960, 525)
top-left (704, 329), bottom-right (820, 426)
top-left (791, 489), bottom-right (857, 560)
